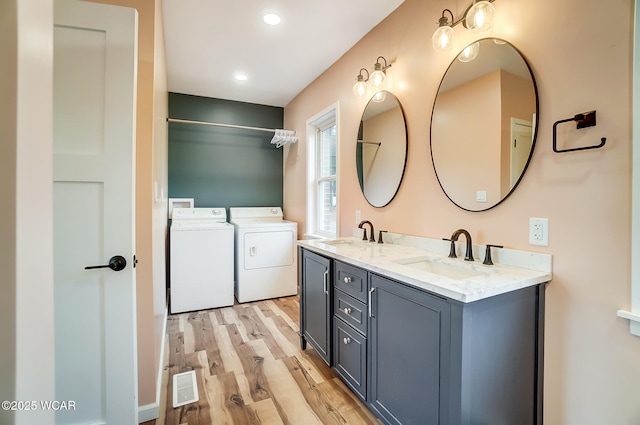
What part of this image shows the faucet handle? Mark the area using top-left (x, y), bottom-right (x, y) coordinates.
top-left (378, 230), bottom-right (387, 244)
top-left (442, 238), bottom-right (457, 258)
top-left (362, 228), bottom-right (368, 241)
top-left (483, 244), bottom-right (504, 265)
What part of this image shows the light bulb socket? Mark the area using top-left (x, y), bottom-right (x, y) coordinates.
top-left (438, 9), bottom-right (454, 27)
top-left (353, 68), bottom-right (370, 99)
top-left (355, 68), bottom-right (369, 82)
top-left (374, 56), bottom-right (391, 72)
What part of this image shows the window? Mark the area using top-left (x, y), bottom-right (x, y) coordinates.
top-left (316, 124), bottom-right (337, 235)
top-left (307, 105), bottom-right (339, 238)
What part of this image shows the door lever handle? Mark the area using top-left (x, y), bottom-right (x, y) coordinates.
top-left (85, 255), bottom-right (127, 272)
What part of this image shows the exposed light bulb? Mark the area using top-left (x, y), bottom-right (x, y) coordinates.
top-left (458, 42), bottom-right (480, 62)
top-left (370, 69), bottom-right (386, 87)
top-left (372, 91), bottom-right (387, 103)
top-left (353, 78), bottom-right (369, 99)
top-left (465, 1), bottom-right (495, 33)
top-left (432, 25), bottom-right (456, 53)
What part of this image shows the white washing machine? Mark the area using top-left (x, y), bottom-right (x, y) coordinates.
top-left (170, 207), bottom-right (234, 313)
top-left (229, 207), bottom-right (298, 303)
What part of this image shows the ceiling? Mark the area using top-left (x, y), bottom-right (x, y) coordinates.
top-left (162, 0), bottom-right (405, 108)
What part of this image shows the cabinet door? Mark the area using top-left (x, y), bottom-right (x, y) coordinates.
top-left (334, 317), bottom-right (367, 400)
top-left (369, 274), bottom-right (451, 425)
top-left (300, 248), bottom-right (332, 364)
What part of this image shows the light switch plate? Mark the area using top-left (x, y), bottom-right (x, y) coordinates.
top-left (476, 190), bottom-right (487, 203)
top-left (529, 217), bottom-right (549, 246)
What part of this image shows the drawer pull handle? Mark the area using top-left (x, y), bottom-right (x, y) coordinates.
top-left (343, 337), bottom-right (351, 345)
top-left (343, 276), bottom-right (352, 284)
top-left (343, 307), bottom-right (352, 315)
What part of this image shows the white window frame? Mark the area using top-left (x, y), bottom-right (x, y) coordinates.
top-left (306, 103), bottom-right (340, 239)
top-left (621, 1), bottom-right (640, 335)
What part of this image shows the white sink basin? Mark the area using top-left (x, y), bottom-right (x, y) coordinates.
top-left (393, 256), bottom-right (487, 281)
top-left (322, 238), bottom-right (357, 246)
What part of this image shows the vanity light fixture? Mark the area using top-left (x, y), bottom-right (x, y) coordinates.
top-left (353, 68), bottom-right (370, 99)
top-left (370, 56), bottom-right (391, 88)
top-left (352, 56), bottom-right (392, 99)
top-left (431, 0), bottom-right (496, 53)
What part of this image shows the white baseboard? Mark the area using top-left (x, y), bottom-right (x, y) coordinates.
top-left (138, 306), bottom-right (168, 423)
top-left (138, 402), bottom-right (159, 423)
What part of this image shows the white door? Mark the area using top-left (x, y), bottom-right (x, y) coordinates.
top-left (510, 117), bottom-right (533, 188)
top-left (53, 1), bottom-right (138, 424)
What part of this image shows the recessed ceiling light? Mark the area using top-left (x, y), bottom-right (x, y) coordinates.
top-left (234, 74), bottom-right (248, 81)
top-left (263, 13), bottom-right (281, 25)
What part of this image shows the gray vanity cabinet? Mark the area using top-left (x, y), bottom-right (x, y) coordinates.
top-left (298, 247), bottom-right (545, 425)
top-left (299, 247), bottom-right (332, 365)
top-left (368, 273), bottom-right (451, 425)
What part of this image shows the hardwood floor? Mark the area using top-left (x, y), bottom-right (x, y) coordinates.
top-left (147, 296), bottom-right (381, 425)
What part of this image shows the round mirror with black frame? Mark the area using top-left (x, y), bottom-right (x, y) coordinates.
top-left (356, 90), bottom-right (408, 208)
top-left (430, 38), bottom-right (539, 211)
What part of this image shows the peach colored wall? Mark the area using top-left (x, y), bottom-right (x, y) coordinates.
top-left (88, 0), bottom-right (168, 410)
top-left (283, 0), bottom-right (640, 423)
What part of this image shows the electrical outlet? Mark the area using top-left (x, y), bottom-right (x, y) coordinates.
top-left (355, 210), bottom-right (361, 224)
top-left (529, 217), bottom-right (549, 246)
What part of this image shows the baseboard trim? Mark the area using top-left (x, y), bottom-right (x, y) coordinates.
top-left (138, 306), bottom-right (168, 423)
top-left (138, 402), bottom-right (159, 423)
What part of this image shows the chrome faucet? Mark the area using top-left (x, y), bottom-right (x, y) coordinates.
top-left (358, 220), bottom-right (375, 242)
top-left (446, 229), bottom-right (474, 261)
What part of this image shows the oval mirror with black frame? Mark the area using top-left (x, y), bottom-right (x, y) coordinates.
top-left (430, 38), bottom-right (538, 211)
top-left (356, 90), bottom-right (408, 207)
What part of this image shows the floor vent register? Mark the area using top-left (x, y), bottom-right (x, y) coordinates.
top-left (172, 370), bottom-right (199, 408)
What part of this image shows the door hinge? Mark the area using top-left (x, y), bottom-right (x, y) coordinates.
top-left (133, 255), bottom-right (138, 268)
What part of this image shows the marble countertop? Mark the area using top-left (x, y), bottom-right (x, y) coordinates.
top-left (298, 236), bottom-right (552, 303)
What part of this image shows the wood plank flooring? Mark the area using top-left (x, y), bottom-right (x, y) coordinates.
top-left (147, 296), bottom-right (381, 425)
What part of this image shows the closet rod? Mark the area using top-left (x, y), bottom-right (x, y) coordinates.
top-left (167, 117), bottom-right (277, 134)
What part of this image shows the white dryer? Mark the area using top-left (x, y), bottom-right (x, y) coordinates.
top-left (229, 207), bottom-right (298, 303)
top-left (170, 207), bottom-right (234, 313)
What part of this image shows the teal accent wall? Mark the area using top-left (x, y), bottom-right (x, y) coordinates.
top-left (168, 93), bottom-right (284, 209)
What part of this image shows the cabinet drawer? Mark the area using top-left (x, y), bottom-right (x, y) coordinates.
top-left (335, 261), bottom-right (367, 302)
top-left (333, 317), bottom-right (367, 401)
top-left (334, 291), bottom-right (367, 336)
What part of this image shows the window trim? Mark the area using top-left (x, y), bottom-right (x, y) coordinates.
top-left (306, 102), bottom-right (340, 239)
top-left (622, 2), bottom-right (640, 336)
